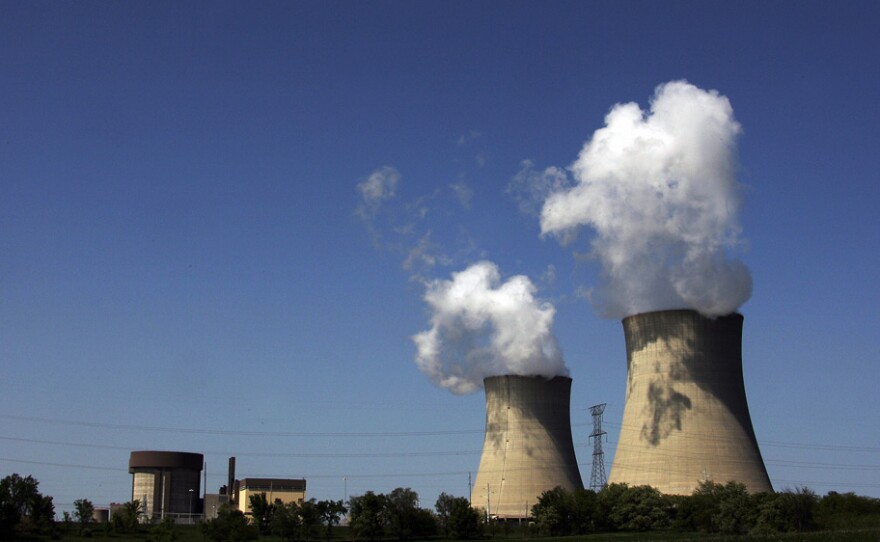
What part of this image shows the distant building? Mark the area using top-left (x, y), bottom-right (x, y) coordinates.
top-left (238, 478), bottom-right (306, 515)
top-left (92, 508), bottom-right (109, 523)
top-left (129, 451), bottom-right (203, 522)
top-left (203, 493), bottom-right (229, 520)
top-left (109, 502), bottom-right (126, 522)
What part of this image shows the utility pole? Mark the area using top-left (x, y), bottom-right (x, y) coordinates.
top-left (589, 403), bottom-right (608, 491)
top-left (486, 482), bottom-right (491, 520)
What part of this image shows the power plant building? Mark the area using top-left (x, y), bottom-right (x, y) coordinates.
top-left (238, 478), bottom-right (306, 516)
top-left (472, 375), bottom-right (583, 518)
top-left (129, 451), bottom-right (203, 521)
top-left (608, 310), bottom-right (772, 494)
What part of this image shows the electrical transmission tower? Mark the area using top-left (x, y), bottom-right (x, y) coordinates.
top-left (589, 403), bottom-right (608, 491)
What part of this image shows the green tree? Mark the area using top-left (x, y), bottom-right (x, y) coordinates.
top-left (713, 482), bottom-right (754, 534)
top-left (61, 511), bottom-right (72, 532)
top-left (74, 498), bottom-right (95, 526)
top-left (446, 496), bottom-right (481, 540)
top-left (815, 491), bottom-right (880, 530)
top-left (299, 499), bottom-right (321, 541)
top-left (673, 480), bottom-right (759, 534)
top-left (0, 473), bottom-right (55, 540)
top-left (272, 501), bottom-right (302, 542)
top-left (112, 500), bottom-right (143, 533)
top-left (778, 487), bottom-right (818, 532)
top-left (148, 516), bottom-right (178, 542)
top-left (202, 503), bottom-right (258, 542)
top-left (532, 486), bottom-right (574, 536)
top-left (316, 499), bottom-right (347, 539)
top-left (570, 488), bottom-right (598, 534)
top-left (248, 492), bottom-right (276, 534)
top-left (598, 483), bottom-right (669, 531)
top-left (384, 487), bottom-right (436, 540)
top-left (349, 491), bottom-right (386, 541)
top-left (754, 487), bottom-right (817, 533)
top-left (434, 493), bottom-right (455, 536)
top-left (384, 488), bottom-right (418, 540)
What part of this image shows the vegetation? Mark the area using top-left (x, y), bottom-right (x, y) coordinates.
top-left (444, 495), bottom-right (482, 539)
top-left (111, 500), bottom-right (144, 534)
top-left (316, 499), bottom-right (347, 539)
top-left (529, 481), bottom-right (880, 538)
top-left (202, 503), bottom-right (259, 542)
top-left (0, 473), bottom-right (55, 540)
top-left (239, 494), bottom-right (346, 542)
top-left (73, 498), bottom-right (95, 528)
top-left (3, 471), bottom-right (880, 542)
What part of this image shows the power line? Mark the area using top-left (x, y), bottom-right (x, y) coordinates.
top-left (0, 436), bottom-right (481, 458)
top-left (0, 414), bottom-right (483, 438)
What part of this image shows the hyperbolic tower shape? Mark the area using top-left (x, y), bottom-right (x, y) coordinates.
top-left (471, 375), bottom-right (583, 518)
top-left (608, 310), bottom-right (772, 494)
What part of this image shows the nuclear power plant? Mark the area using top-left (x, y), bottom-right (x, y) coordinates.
top-left (471, 375), bottom-right (583, 518)
top-left (608, 309), bottom-right (772, 494)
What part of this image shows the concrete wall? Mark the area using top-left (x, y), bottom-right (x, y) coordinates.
top-left (608, 310), bottom-right (772, 494)
top-left (471, 375), bottom-right (583, 518)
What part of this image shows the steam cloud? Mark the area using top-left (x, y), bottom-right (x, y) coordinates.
top-left (413, 261), bottom-right (567, 394)
top-left (540, 80), bottom-right (751, 317)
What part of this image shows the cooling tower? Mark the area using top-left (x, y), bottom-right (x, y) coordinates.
top-left (471, 375), bottom-right (583, 518)
top-left (608, 310), bottom-right (772, 494)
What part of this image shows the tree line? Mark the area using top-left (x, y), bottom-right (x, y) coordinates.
top-left (4, 471), bottom-right (880, 541)
top-left (201, 488), bottom-right (482, 542)
top-left (530, 481), bottom-right (880, 536)
top-left (0, 471), bottom-right (157, 541)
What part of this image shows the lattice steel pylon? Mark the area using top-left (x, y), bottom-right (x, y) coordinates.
top-left (589, 403), bottom-right (608, 491)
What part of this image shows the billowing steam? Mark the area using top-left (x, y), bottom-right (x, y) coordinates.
top-left (540, 80), bottom-right (751, 317)
top-left (413, 261), bottom-right (566, 394)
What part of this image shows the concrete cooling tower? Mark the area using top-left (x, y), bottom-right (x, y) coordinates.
top-left (608, 310), bottom-right (772, 495)
top-left (471, 375), bottom-right (583, 518)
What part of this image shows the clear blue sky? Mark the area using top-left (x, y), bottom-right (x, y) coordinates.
top-left (2, 1), bottom-right (879, 515)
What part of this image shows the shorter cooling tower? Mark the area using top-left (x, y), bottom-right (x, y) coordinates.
top-left (471, 375), bottom-right (583, 518)
top-left (609, 310), bottom-right (772, 495)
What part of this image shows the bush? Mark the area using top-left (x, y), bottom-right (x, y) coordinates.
top-left (598, 483), bottom-right (670, 532)
top-left (447, 497), bottom-right (481, 540)
top-left (816, 491), bottom-right (880, 530)
top-left (202, 503), bottom-right (258, 542)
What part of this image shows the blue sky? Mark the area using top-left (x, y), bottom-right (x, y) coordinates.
top-left (2, 1), bottom-right (879, 515)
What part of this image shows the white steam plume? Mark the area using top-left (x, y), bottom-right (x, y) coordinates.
top-left (413, 261), bottom-right (567, 394)
top-left (540, 80), bottom-right (751, 318)
top-left (356, 166), bottom-right (400, 219)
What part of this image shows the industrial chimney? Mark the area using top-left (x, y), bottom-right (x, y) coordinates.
top-left (228, 457), bottom-right (236, 508)
top-left (471, 375), bottom-right (583, 518)
top-left (608, 310), bottom-right (772, 494)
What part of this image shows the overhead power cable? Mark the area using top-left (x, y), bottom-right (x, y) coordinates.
top-left (0, 436), bottom-right (481, 458)
top-left (0, 414), bottom-right (482, 438)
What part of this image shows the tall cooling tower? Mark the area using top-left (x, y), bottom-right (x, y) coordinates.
top-left (608, 310), bottom-right (772, 494)
top-left (471, 375), bottom-right (583, 518)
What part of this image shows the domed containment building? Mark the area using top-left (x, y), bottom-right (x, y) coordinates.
top-left (129, 451), bottom-right (203, 521)
top-left (608, 310), bottom-right (772, 494)
top-left (471, 375), bottom-right (583, 518)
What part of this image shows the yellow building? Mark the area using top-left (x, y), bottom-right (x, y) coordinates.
top-left (238, 478), bottom-right (306, 515)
